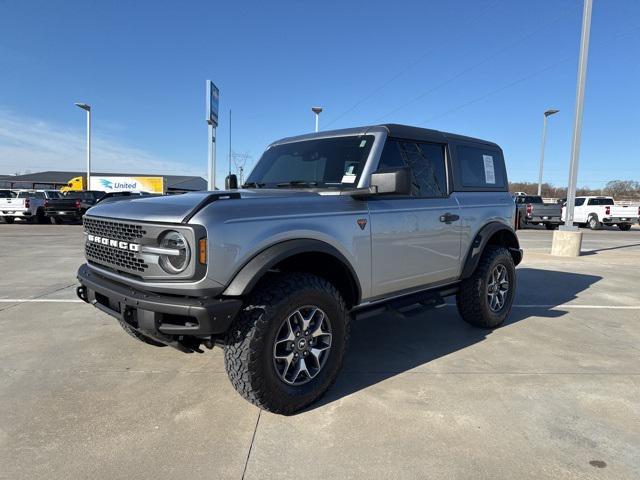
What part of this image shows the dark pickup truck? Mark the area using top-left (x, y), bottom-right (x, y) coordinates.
top-left (515, 195), bottom-right (563, 230)
top-left (45, 190), bottom-right (104, 223)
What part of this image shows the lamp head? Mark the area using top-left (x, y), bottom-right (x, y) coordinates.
top-left (311, 107), bottom-right (323, 115)
top-left (75, 103), bottom-right (91, 111)
top-left (544, 109), bottom-right (559, 117)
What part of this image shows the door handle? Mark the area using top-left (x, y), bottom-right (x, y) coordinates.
top-left (439, 213), bottom-right (459, 223)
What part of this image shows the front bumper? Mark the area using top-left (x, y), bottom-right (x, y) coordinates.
top-left (77, 264), bottom-right (242, 351)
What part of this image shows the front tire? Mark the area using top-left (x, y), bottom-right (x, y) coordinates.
top-left (117, 318), bottom-right (167, 347)
top-left (618, 224), bottom-right (631, 231)
top-left (224, 272), bottom-right (349, 414)
top-left (456, 246), bottom-right (516, 329)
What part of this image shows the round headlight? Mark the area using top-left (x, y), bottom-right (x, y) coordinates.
top-left (158, 230), bottom-right (190, 274)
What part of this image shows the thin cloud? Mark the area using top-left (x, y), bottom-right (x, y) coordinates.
top-left (0, 109), bottom-right (203, 176)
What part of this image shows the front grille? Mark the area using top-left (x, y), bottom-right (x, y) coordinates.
top-left (86, 242), bottom-right (148, 272)
top-left (84, 217), bottom-right (147, 242)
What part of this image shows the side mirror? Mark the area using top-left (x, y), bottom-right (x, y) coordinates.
top-left (370, 167), bottom-right (411, 195)
top-left (225, 174), bottom-right (238, 190)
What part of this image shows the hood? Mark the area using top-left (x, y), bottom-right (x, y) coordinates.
top-left (86, 189), bottom-right (325, 223)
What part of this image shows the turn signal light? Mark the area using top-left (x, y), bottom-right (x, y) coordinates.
top-left (198, 238), bottom-right (207, 265)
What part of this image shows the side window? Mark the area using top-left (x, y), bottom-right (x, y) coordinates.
top-left (575, 198), bottom-right (585, 206)
top-left (378, 139), bottom-right (447, 197)
top-left (455, 145), bottom-right (507, 190)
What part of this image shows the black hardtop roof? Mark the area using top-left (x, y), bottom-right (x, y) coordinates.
top-left (270, 124), bottom-right (500, 149)
top-left (379, 124), bottom-right (499, 148)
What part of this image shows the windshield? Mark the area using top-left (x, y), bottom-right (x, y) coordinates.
top-left (246, 135), bottom-right (375, 188)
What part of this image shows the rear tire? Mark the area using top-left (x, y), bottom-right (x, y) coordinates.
top-left (456, 245), bottom-right (516, 329)
top-left (618, 224), bottom-right (631, 231)
top-left (36, 208), bottom-right (46, 224)
top-left (4, 217), bottom-right (14, 224)
top-left (224, 272), bottom-right (349, 414)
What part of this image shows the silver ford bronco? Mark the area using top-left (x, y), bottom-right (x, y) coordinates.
top-left (77, 124), bottom-right (522, 414)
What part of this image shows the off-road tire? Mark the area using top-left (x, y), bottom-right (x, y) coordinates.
top-left (4, 217), bottom-right (14, 224)
top-left (456, 245), bottom-right (516, 329)
top-left (224, 272), bottom-right (349, 414)
top-left (588, 216), bottom-right (601, 230)
top-left (618, 224), bottom-right (631, 231)
top-left (36, 208), bottom-right (47, 224)
top-left (117, 318), bottom-right (167, 347)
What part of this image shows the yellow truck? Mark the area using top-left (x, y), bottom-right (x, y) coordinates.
top-left (60, 176), bottom-right (85, 193)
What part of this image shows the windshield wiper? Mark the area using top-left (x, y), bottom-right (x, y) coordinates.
top-left (241, 182), bottom-right (265, 189)
top-left (276, 180), bottom-right (319, 188)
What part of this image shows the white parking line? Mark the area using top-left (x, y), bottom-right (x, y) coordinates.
top-left (0, 299), bottom-right (639, 310)
top-left (0, 299), bottom-right (84, 303)
top-left (443, 304), bottom-right (640, 310)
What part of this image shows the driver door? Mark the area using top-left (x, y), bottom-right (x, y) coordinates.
top-left (368, 139), bottom-right (461, 298)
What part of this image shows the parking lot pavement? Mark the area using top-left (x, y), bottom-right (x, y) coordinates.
top-left (1, 223), bottom-right (639, 479)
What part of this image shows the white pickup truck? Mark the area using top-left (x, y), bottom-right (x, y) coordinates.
top-left (562, 196), bottom-right (640, 230)
top-left (0, 190), bottom-right (62, 224)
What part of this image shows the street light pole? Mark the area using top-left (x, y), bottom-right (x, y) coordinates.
top-left (75, 103), bottom-right (91, 190)
top-left (551, 0), bottom-right (592, 257)
top-left (312, 107), bottom-right (323, 132)
top-left (563, 0), bottom-right (592, 231)
top-left (537, 109), bottom-right (559, 196)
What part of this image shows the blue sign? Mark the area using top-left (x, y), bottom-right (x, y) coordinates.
top-left (207, 80), bottom-right (219, 127)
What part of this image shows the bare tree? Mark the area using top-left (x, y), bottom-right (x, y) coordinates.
top-left (231, 151), bottom-right (252, 186)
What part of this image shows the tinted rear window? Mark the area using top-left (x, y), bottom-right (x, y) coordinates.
top-left (454, 145), bottom-right (507, 190)
top-left (587, 198), bottom-right (614, 206)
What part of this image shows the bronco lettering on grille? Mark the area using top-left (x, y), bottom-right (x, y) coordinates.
top-left (87, 234), bottom-right (140, 252)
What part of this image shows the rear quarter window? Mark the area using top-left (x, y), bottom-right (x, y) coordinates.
top-left (453, 144), bottom-right (507, 191)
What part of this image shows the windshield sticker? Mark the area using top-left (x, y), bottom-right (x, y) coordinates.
top-left (359, 140), bottom-right (367, 148)
top-left (483, 155), bottom-right (496, 184)
top-left (341, 174), bottom-right (356, 184)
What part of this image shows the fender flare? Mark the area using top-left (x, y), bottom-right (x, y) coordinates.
top-left (461, 222), bottom-right (522, 279)
top-left (222, 239), bottom-right (362, 302)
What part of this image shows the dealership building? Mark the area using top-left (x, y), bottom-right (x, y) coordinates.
top-left (0, 171), bottom-right (207, 194)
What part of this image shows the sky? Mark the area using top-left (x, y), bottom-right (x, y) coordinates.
top-left (0, 0), bottom-right (638, 188)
